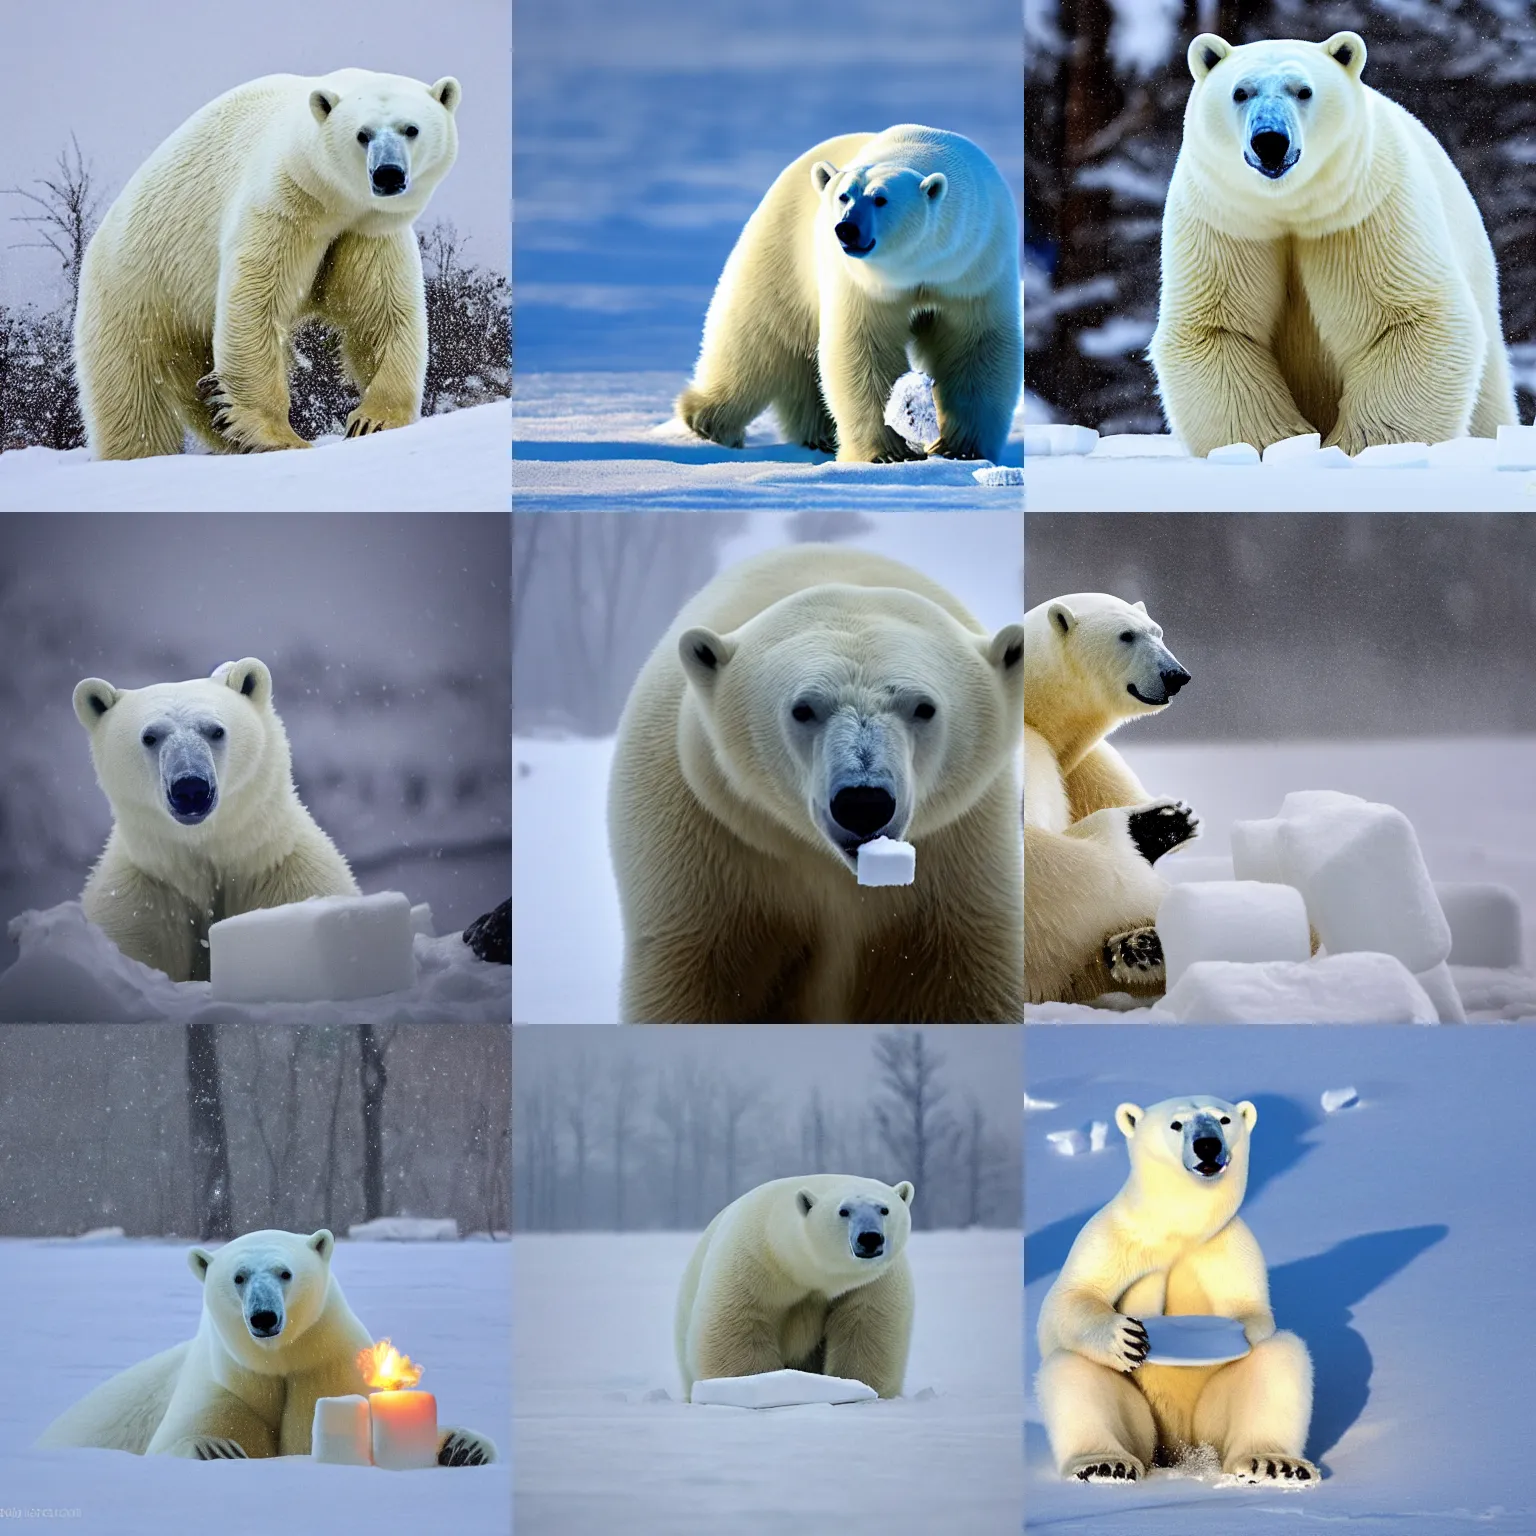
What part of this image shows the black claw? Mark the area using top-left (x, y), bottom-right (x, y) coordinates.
top-left (1297, 1466), bottom-right (1311, 1481)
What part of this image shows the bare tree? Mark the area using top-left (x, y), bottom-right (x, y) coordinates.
top-left (653, 1068), bottom-right (692, 1228)
top-left (871, 1031), bottom-right (957, 1229)
top-left (358, 1025), bottom-right (391, 1222)
top-left (248, 1029), bottom-right (306, 1228)
top-left (720, 1074), bottom-right (764, 1199)
top-left (565, 1048), bottom-right (594, 1228)
top-left (320, 1030), bottom-right (352, 1230)
top-left (185, 1023), bottom-right (233, 1240)
top-left (802, 1088), bottom-right (830, 1170)
top-left (4, 134), bottom-right (103, 305)
top-left (610, 1052), bottom-right (642, 1229)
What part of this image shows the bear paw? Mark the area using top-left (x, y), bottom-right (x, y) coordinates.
top-left (196, 373), bottom-right (310, 452)
top-left (1067, 1453), bottom-right (1144, 1483)
top-left (865, 431), bottom-right (926, 464)
top-left (438, 1427), bottom-right (499, 1466)
top-left (181, 1436), bottom-right (251, 1460)
top-left (1105, 927), bottom-right (1164, 986)
top-left (1100, 1313), bottom-right (1149, 1373)
top-left (1127, 800), bottom-right (1199, 865)
top-left (677, 390), bottom-right (746, 449)
top-left (923, 433), bottom-right (987, 461)
top-left (1226, 1453), bottom-right (1318, 1486)
top-left (345, 405), bottom-right (414, 439)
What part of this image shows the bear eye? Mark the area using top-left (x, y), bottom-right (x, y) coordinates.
top-left (1119, 631), bottom-right (1134, 644)
top-left (878, 1205), bottom-right (889, 1216)
top-left (1220, 1116), bottom-right (1231, 1124)
top-left (207, 725), bottom-right (225, 741)
top-left (791, 702), bottom-right (817, 723)
top-left (141, 730), bottom-right (158, 747)
top-left (278, 1269), bottom-right (292, 1281)
top-left (1170, 1120), bottom-right (1183, 1131)
top-left (234, 1272), bottom-right (247, 1285)
top-left (1233, 87), bottom-right (1249, 103)
top-left (872, 195), bottom-right (887, 207)
top-left (914, 701), bottom-right (936, 721)
top-left (838, 193), bottom-right (850, 204)
top-left (1297, 86), bottom-right (1312, 100)
top-left (357, 129), bottom-right (373, 145)
top-left (404, 124), bottom-right (419, 138)
top-left (839, 1206), bottom-right (851, 1218)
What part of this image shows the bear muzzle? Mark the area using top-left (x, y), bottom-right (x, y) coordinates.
top-left (167, 774), bottom-right (218, 824)
top-left (1183, 1114), bottom-right (1231, 1178)
top-left (852, 1227), bottom-right (886, 1259)
top-left (367, 132), bottom-right (412, 197)
top-left (1246, 128), bottom-right (1300, 179)
top-left (834, 215), bottom-right (876, 257)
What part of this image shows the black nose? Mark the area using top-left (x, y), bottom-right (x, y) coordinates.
top-left (855, 1230), bottom-right (884, 1256)
top-left (830, 786), bottom-right (896, 838)
top-left (1160, 666), bottom-right (1191, 698)
top-left (372, 162), bottom-right (407, 194)
top-left (169, 776), bottom-right (215, 817)
top-left (1192, 1136), bottom-right (1223, 1163)
top-left (834, 219), bottom-right (862, 245)
top-left (248, 1310), bottom-right (280, 1336)
top-left (1251, 131), bottom-right (1290, 170)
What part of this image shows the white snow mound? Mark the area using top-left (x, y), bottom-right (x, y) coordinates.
top-left (690, 1369), bottom-right (878, 1409)
top-left (348, 1218), bottom-right (460, 1242)
top-left (1153, 952), bottom-right (1439, 1024)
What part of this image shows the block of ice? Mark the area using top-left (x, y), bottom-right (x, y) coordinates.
top-left (690, 1369), bottom-right (877, 1408)
top-left (1156, 881), bottom-right (1311, 989)
top-left (1206, 442), bottom-right (1260, 464)
top-left (1428, 436), bottom-right (1501, 468)
top-left (1048, 424), bottom-right (1099, 456)
top-left (1138, 1315), bottom-right (1250, 1366)
top-left (409, 903), bottom-right (435, 939)
top-left (1156, 953), bottom-right (1439, 1024)
top-left (1353, 442), bottom-right (1430, 468)
top-left (1261, 432), bottom-right (1321, 463)
top-left (973, 465), bottom-right (1024, 486)
top-left (1276, 804), bottom-right (1450, 972)
top-left (857, 837), bottom-right (916, 887)
top-left (1497, 423), bottom-right (1536, 470)
top-left (1321, 1086), bottom-right (1359, 1113)
top-left (1278, 790), bottom-right (1367, 819)
top-left (209, 891), bottom-right (416, 1003)
top-left (312, 1395), bottom-right (372, 1465)
top-left (1088, 1120), bottom-right (1110, 1153)
top-left (1159, 853), bottom-right (1237, 885)
top-left (1435, 882), bottom-right (1524, 969)
top-left (1230, 819), bottom-right (1284, 884)
top-left (884, 371), bottom-right (938, 450)
top-left (1414, 960), bottom-right (1467, 1024)
top-left (1046, 1128), bottom-right (1088, 1156)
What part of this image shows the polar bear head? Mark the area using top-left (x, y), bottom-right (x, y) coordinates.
top-left (679, 585), bottom-right (1023, 872)
top-left (1116, 1095), bottom-right (1257, 1213)
top-left (778, 1175), bottom-right (915, 1292)
top-left (307, 68), bottom-right (461, 211)
top-left (74, 658), bottom-right (292, 844)
top-left (189, 1229), bottom-right (339, 1372)
top-left (1183, 33), bottom-right (1367, 192)
top-left (1024, 592), bottom-right (1189, 750)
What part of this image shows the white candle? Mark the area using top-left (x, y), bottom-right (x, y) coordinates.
top-left (311, 1394), bottom-right (372, 1465)
top-left (369, 1390), bottom-right (438, 1470)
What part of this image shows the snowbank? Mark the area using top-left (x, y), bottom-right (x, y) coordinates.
top-left (0, 901), bottom-right (509, 1024)
top-left (0, 401), bottom-right (509, 512)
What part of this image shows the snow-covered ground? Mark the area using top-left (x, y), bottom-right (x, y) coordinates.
top-left (513, 373), bottom-right (1025, 509)
top-left (1025, 432), bottom-right (1536, 511)
top-left (1026, 1025), bottom-right (1536, 1529)
top-left (512, 509), bottom-right (1022, 1024)
top-left (0, 401), bottom-right (509, 511)
top-left (0, 1237), bottom-right (510, 1535)
top-left (514, 1229), bottom-right (1021, 1534)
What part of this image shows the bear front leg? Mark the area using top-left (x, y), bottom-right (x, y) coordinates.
top-left (1036, 1348), bottom-right (1157, 1483)
top-left (1193, 1330), bottom-right (1317, 1485)
top-left (910, 305), bottom-right (1022, 462)
top-left (148, 1385), bottom-right (276, 1459)
top-left (207, 208), bottom-right (320, 451)
top-left (818, 297), bottom-right (923, 462)
top-left (311, 229), bottom-right (428, 438)
top-left (438, 1427), bottom-right (499, 1465)
top-left (82, 859), bottom-right (203, 983)
top-left (821, 1262), bottom-right (913, 1398)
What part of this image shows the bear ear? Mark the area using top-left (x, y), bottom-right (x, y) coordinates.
top-left (919, 172), bottom-right (947, 203)
top-left (986, 623), bottom-right (1024, 674)
top-left (308, 1229), bottom-right (335, 1262)
top-left (73, 678), bottom-right (120, 729)
top-left (221, 657), bottom-right (272, 708)
top-left (810, 160), bottom-right (840, 195)
top-left (1187, 33), bottom-right (1232, 80)
top-left (1236, 1100), bottom-right (1258, 1131)
top-left (1322, 31), bottom-right (1366, 80)
top-left (796, 1189), bottom-right (816, 1216)
top-left (188, 1247), bottom-right (214, 1284)
top-left (1046, 601), bottom-right (1075, 638)
top-left (1114, 1102), bottom-right (1143, 1139)
top-left (309, 88), bottom-right (341, 124)
top-left (1131, 600), bottom-right (1147, 614)
top-left (430, 77), bottom-right (462, 113)
top-left (678, 627), bottom-right (735, 693)
top-left (893, 1181), bottom-right (915, 1206)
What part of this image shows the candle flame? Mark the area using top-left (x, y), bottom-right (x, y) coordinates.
top-left (358, 1338), bottom-right (423, 1391)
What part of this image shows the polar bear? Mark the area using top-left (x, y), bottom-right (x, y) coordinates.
top-left (1149, 33), bottom-right (1515, 457)
top-left (1036, 1096), bottom-right (1316, 1486)
top-left (75, 69), bottom-right (460, 460)
top-left (37, 1228), bottom-right (496, 1464)
top-left (676, 1174), bottom-right (916, 1400)
top-left (73, 657), bottom-right (357, 982)
top-left (609, 544), bottom-right (1024, 1023)
top-left (1024, 593), bottom-right (1197, 1004)
top-left (678, 125), bottom-right (1022, 463)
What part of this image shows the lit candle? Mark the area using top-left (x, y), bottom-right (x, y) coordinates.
top-left (358, 1339), bottom-right (438, 1472)
top-left (311, 1394), bottom-right (372, 1465)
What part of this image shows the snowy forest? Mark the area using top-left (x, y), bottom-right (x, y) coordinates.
top-left (1025, 0), bottom-right (1536, 431)
top-left (512, 1030), bottom-right (1022, 1233)
top-left (0, 1024), bottom-right (510, 1239)
top-left (0, 137), bottom-right (509, 451)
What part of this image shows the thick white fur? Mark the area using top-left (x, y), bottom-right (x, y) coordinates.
top-left (609, 545), bottom-right (1024, 1022)
top-left (76, 69), bottom-right (460, 459)
top-left (678, 125), bottom-right (1021, 462)
top-left (73, 658), bottom-right (357, 982)
top-left (1037, 1097), bottom-right (1316, 1484)
top-left (1024, 594), bottom-right (1182, 1003)
top-left (1150, 32), bottom-right (1514, 457)
top-left (676, 1174), bottom-right (916, 1399)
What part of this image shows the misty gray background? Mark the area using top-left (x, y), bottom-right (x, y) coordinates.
top-left (0, 513), bottom-right (510, 970)
top-left (1026, 514), bottom-right (1536, 741)
top-left (512, 1026), bottom-right (1022, 1232)
top-left (0, 1024), bottom-right (510, 1237)
top-left (2, 0), bottom-right (508, 307)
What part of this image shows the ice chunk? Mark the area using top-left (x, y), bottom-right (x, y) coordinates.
top-left (1047, 424), bottom-right (1099, 455)
top-left (884, 371), bottom-right (939, 450)
top-left (1321, 1086), bottom-right (1359, 1113)
top-left (209, 891), bottom-right (416, 1003)
top-left (1046, 1128), bottom-right (1088, 1156)
top-left (973, 465), bottom-right (1024, 486)
top-left (690, 1369), bottom-right (877, 1408)
top-left (347, 1217), bottom-right (459, 1241)
top-left (1261, 432), bottom-right (1321, 462)
top-left (1093, 434), bottom-right (1184, 458)
top-left (1497, 423), bottom-right (1536, 471)
top-left (1139, 1315), bottom-right (1250, 1366)
top-left (1427, 436), bottom-right (1500, 468)
top-left (1156, 953), bottom-right (1439, 1024)
top-left (857, 837), bottom-right (916, 887)
top-left (312, 1395), bottom-right (372, 1465)
top-left (1206, 442), bottom-right (1260, 464)
top-left (1156, 881), bottom-right (1311, 988)
top-left (1088, 1120), bottom-right (1110, 1153)
top-left (1276, 804), bottom-right (1450, 972)
top-left (409, 903), bottom-right (435, 939)
top-left (1353, 442), bottom-right (1430, 468)
top-left (1159, 853), bottom-right (1236, 885)
top-left (1278, 789), bottom-right (1367, 818)
top-left (1230, 819), bottom-right (1284, 884)
top-left (1414, 961), bottom-right (1467, 1024)
top-left (1436, 882), bottom-right (1524, 969)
